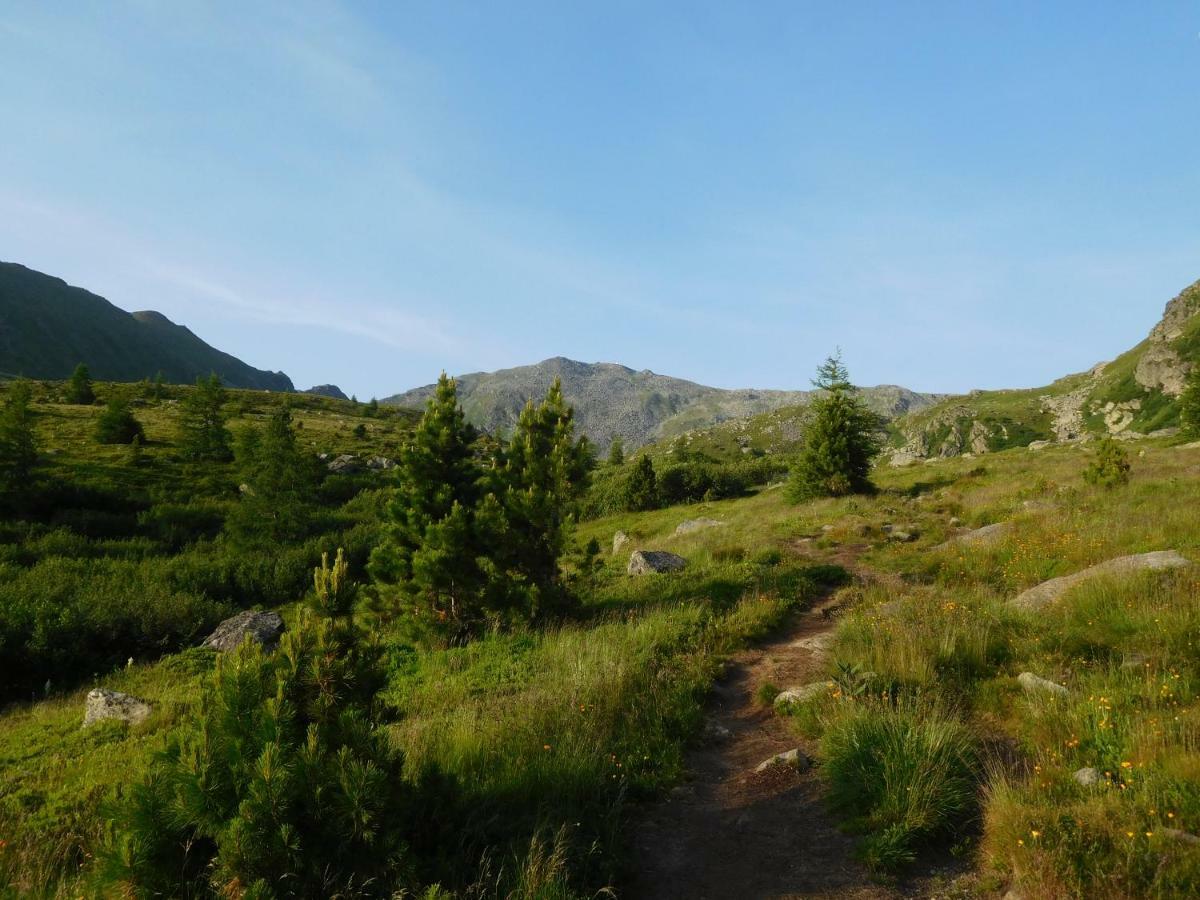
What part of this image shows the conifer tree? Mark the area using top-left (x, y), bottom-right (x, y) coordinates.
top-left (1181, 366), bottom-right (1200, 437)
top-left (624, 455), bottom-right (659, 511)
top-left (104, 552), bottom-right (433, 898)
top-left (1083, 436), bottom-right (1132, 488)
top-left (228, 404), bottom-right (319, 543)
top-left (178, 373), bottom-right (232, 461)
top-left (607, 435), bottom-right (625, 466)
top-left (369, 374), bottom-right (485, 639)
top-left (151, 370), bottom-right (167, 400)
top-left (66, 362), bottom-right (95, 404)
top-left (480, 379), bottom-right (592, 619)
top-left (95, 397), bottom-right (145, 444)
top-left (0, 382), bottom-right (37, 495)
top-left (787, 352), bottom-right (882, 501)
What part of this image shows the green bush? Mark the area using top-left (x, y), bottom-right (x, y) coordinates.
top-left (820, 699), bottom-right (980, 872)
top-left (94, 398), bottom-right (144, 445)
top-left (1083, 437), bottom-right (1131, 488)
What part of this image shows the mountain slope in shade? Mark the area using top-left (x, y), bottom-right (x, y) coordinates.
top-left (384, 356), bottom-right (944, 450)
top-left (0, 261), bottom-right (293, 390)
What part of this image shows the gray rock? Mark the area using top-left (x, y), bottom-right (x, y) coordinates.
top-left (1073, 767), bottom-right (1101, 786)
top-left (1161, 827), bottom-right (1200, 846)
top-left (674, 518), bottom-right (725, 536)
top-left (936, 522), bottom-right (1011, 551)
top-left (612, 530), bottom-right (630, 555)
top-left (326, 454), bottom-right (361, 474)
top-left (888, 530), bottom-right (917, 543)
top-left (774, 682), bottom-right (830, 708)
top-left (1018, 672), bottom-right (1068, 697)
top-left (701, 722), bottom-right (732, 742)
top-left (753, 748), bottom-right (811, 774)
top-left (366, 456), bottom-right (395, 470)
top-left (1010, 551), bottom-right (1192, 612)
top-left (791, 633), bottom-right (833, 655)
top-left (627, 550), bottom-right (687, 575)
top-left (83, 688), bottom-right (151, 727)
top-left (202, 610), bottom-right (285, 653)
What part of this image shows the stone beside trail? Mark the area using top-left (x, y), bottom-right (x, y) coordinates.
top-left (773, 682), bottom-right (830, 709)
top-left (202, 610), bottom-right (285, 653)
top-left (83, 688), bottom-right (151, 727)
top-left (1009, 551), bottom-right (1192, 612)
top-left (754, 748), bottom-right (811, 774)
top-left (628, 550), bottom-right (688, 575)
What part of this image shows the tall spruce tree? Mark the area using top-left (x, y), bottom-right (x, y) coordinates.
top-left (481, 379), bottom-right (592, 620)
top-left (178, 373), bottom-right (232, 461)
top-left (103, 552), bottom-right (434, 898)
top-left (66, 362), bottom-right (95, 405)
top-left (228, 404), bottom-right (319, 543)
top-left (369, 373), bottom-right (486, 639)
top-left (787, 352), bottom-right (882, 501)
top-left (624, 455), bottom-right (659, 511)
top-left (1181, 365), bottom-right (1200, 437)
top-left (0, 382), bottom-right (37, 497)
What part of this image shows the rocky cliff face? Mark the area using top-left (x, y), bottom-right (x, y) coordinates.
top-left (385, 357), bottom-right (943, 450)
top-left (891, 278), bottom-right (1200, 464)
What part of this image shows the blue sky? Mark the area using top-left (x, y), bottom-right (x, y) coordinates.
top-left (1, 2), bottom-right (1198, 398)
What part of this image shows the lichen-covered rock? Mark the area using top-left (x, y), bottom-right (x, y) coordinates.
top-left (627, 550), bottom-right (687, 575)
top-left (1010, 551), bottom-right (1192, 613)
top-left (612, 531), bottom-right (630, 555)
top-left (202, 610), bottom-right (285, 653)
top-left (774, 682), bottom-right (830, 708)
top-left (326, 454), bottom-right (361, 474)
top-left (1073, 767), bottom-right (1101, 786)
top-left (83, 688), bottom-right (151, 727)
top-left (936, 522), bottom-right (1011, 551)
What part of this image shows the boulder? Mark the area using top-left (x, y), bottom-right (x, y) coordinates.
top-left (791, 633), bottom-right (833, 655)
top-left (1010, 551), bottom-right (1192, 613)
top-left (753, 748), bottom-right (811, 774)
top-left (888, 530), bottom-right (917, 543)
top-left (327, 454), bottom-right (361, 474)
top-left (202, 610), bottom-right (285, 653)
top-left (701, 722), bottom-right (732, 743)
top-left (612, 530), bottom-right (630, 555)
top-left (1161, 827), bottom-right (1200, 846)
top-left (774, 682), bottom-right (830, 708)
top-left (83, 688), bottom-right (151, 727)
top-left (674, 518), bottom-right (726, 537)
top-left (627, 550), bottom-right (687, 575)
top-left (366, 456), bottom-right (395, 470)
top-left (935, 522), bottom-right (1011, 551)
top-left (1017, 672), bottom-right (1068, 697)
top-left (1073, 767), bottom-right (1101, 786)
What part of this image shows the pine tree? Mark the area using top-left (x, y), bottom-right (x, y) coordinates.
top-left (228, 404), bottom-right (319, 543)
top-left (607, 435), bottom-right (625, 466)
top-left (0, 382), bottom-right (37, 496)
top-left (95, 397), bottom-right (145, 444)
top-left (1181, 366), bottom-right (1200, 437)
top-left (364, 397), bottom-right (380, 418)
top-left (178, 373), bottom-right (232, 461)
top-left (1083, 436), bottom-right (1132, 488)
top-left (66, 362), bottom-right (95, 405)
top-left (151, 370), bottom-right (167, 400)
top-left (624, 455), bottom-right (659, 511)
top-left (103, 552), bottom-right (436, 898)
top-left (481, 379), bottom-right (592, 620)
top-left (787, 352), bottom-right (882, 501)
top-left (369, 374), bottom-right (485, 640)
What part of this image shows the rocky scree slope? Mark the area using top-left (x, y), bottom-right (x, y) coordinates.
top-left (889, 277), bottom-right (1200, 463)
top-left (0, 261), bottom-right (294, 390)
top-left (385, 356), bottom-right (942, 451)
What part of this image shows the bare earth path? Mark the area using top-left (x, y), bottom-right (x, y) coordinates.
top-left (627, 553), bottom-right (905, 900)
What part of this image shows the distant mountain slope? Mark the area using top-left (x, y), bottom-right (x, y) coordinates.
top-left (0, 261), bottom-right (293, 390)
top-left (889, 277), bottom-right (1200, 463)
top-left (384, 356), bottom-right (943, 449)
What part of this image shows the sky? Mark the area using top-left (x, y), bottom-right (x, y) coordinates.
top-left (1, 1), bottom-right (1198, 398)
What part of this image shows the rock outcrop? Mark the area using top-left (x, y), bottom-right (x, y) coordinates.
top-left (674, 518), bottom-right (725, 536)
top-left (935, 522), bottom-right (1011, 551)
top-left (83, 688), bottom-right (152, 727)
top-left (628, 550), bottom-right (687, 575)
top-left (1017, 672), bottom-right (1068, 697)
top-left (773, 682), bottom-right (830, 708)
top-left (1009, 551), bottom-right (1191, 613)
top-left (753, 748), bottom-right (811, 774)
top-left (202, 610), bottom-right (285, 653)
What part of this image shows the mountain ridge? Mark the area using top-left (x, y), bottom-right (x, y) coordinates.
top-left (384, 355), bottom-right (945, 449)
top-left (0, 261), bottom-right (294, 391)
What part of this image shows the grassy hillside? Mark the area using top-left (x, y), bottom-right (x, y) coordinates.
top-left (385, 356), bottom-right (943, 451)
top-left (3, 380), bottom-right (1199, 896)
top-left (0, 262), bottom-right (294, 390)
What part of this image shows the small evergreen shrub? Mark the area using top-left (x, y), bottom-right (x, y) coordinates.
top-left (65, 363), bottom-right (95, 404)
top-left (95, 398), bottom-right (145, 444)
top-left (1083, 437), bottom-right (1131, 488)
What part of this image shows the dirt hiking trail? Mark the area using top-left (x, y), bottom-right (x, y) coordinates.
top-left (628, 551), bottom-right (919, 900)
